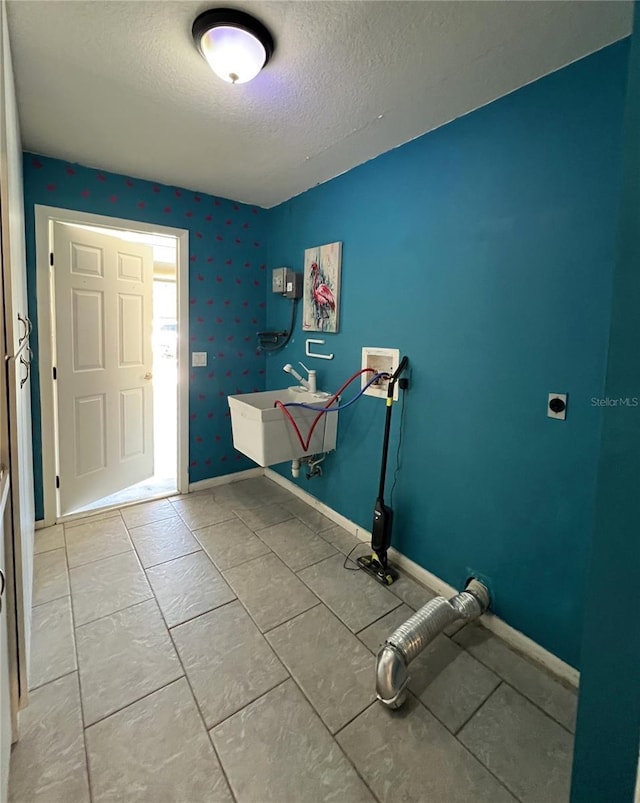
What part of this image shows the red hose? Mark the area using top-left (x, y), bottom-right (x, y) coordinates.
top-left (275, 368), bottom-right (376, 452)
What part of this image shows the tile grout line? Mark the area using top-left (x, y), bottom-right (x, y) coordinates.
top-left (68, 488), bottom-right (520, 802)
top-left (318, 697), bottom-right (384, 803)
top-left (77, 610), bottom-right (187, 730)
top-left (151, 495), bottom-right (383, 796)
top-left (405, 688), bottom-right (524, 803)
top-left (246, 492), bottom-right (524, 801)
top-left (453, 623), bottom-right (579, 692)
top-left (248, 514), bottom-right (340, 571)
top-left (27, 666), bottom-right (78, 694)
top-left (200, 545), bottom-right (276, 575)
top-left (72, 590), bottom-right (156, 630)
top-left (260, 601), bottom-right (324, 636)
top-left (31, 589), bottom-right (72, 610)
top-left (165, 596), bottom-right (240, 630)
top-left (188, 514), bottom-right (278, 572)
top-left (62, 486), bottom-right (562, 803)
top-left (218, 552), bottom-right (325, 635)
top-left (73, 595), bottom-right (160, 633)
top-left (290, 551), bottom-right (406, 634)
top-left (353, 600), bottom-right (416, 641)
top-left (82, 676), bottom-right (187, 731)
top-left (127, 495), bottom-right (300, 803)
top-left (265, 671), bottom-right (384, 803)
top-left (62, 536), bottom-right (94, 803)
top-left (234, 511), bottom-right (296, 530)
top-left (122, 513), bottom-right (183, 532)
top-left (207, 674), bottom-right (295, 803)
top-left (448, 641), bottom-right (576, 735)
top-left (72, 534), bottom-right (187, 734)
top-left (203, 675), bottom-right (292, 735)
top-left (330, 693), bottom-right (380, 740)
top-left (228, 504), bottom-right (394, 799)
top-left (168, 499), bottom-right (238, 532)
top-left (94, 488), bottom-right (382, 800)
top-left (62, 510), bottom-right (125, 531)
top-left (453, 680), bottom-right (504, 738)
top-left (499, 678), bottom-right (575, 736)
top-left (135, 546), bottom-right (202, 572)
top-left (65, 546), bottom-right (135, 571)
top-left (156, 593), bottom-right (240, 803)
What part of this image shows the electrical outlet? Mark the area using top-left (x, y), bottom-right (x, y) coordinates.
top-left (548, 392), bottom-right (567, 420)
top-left (361, 347), bottom-right (401, 400)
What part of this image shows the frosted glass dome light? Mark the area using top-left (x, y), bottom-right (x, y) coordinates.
top-left (193, 9), bottom-right (274, 85)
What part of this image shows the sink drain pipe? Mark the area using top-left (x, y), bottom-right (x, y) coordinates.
top-left (376, 578), bottom-right (490, 709)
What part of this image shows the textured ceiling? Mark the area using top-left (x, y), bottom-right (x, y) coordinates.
top-left (6, 1), bottom-right (633, 208)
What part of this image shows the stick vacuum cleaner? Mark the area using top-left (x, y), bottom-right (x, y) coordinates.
top-left (357, 356), bottom-right (409, 585)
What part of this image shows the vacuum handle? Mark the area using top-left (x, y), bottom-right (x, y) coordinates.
top-left (378, 355), bottom-right (409, 500)
top-left (386, 356), bottom-right (409, 398)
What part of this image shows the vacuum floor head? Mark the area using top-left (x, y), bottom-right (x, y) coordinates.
top-left (357, 553), bottom-right (398, 586)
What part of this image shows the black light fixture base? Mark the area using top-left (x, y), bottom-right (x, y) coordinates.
top-left (357, 554), bottom-right (398, 586)
top-left (192, 8), bottom-right (275, 64)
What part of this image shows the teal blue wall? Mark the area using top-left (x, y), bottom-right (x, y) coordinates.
top-left (265, 41), bottom-right (629, 667)
top-left (23, 41), bottom-right (632, 668)
top-left (571, 9), bottom-right (640, 800)
top-left (23, 157), bottom-right (269, 520)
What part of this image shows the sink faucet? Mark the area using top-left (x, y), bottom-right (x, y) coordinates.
top-left (283, 362), bottom-right (316, 393)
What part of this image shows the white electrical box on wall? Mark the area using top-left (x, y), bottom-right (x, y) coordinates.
top-left (362, 347), bottom-right (401, 400)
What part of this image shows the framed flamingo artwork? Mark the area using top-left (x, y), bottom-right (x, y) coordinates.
top-left (302, 241), bottom-right (342, 333)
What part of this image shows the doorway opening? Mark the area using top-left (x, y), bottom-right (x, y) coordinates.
top-left (68, 225), bottom-right (179, 515)
top-left (35, 206), bottom-right (189, 526)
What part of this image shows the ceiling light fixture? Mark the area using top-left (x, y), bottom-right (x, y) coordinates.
top-left (192, 8), bottom-right (274, 85)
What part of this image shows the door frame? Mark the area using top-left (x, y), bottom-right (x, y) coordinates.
top-left (35, 205), bottom-right (189, 526)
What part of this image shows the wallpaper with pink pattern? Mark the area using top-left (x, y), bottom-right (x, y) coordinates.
top-left (22, 153), bottom-right (269, 519)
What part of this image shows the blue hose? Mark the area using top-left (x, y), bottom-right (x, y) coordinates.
top-left (283, 372), bottom-right (390, 412)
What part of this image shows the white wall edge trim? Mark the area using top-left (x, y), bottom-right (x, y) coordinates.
top-left (188, 467), bottom-right (263, 492)
top-left (264, 467), bottom-right (580, 688)
top-left (34, 205), bottom-right (190, 526)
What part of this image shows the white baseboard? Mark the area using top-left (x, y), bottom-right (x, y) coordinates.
top-left (264, 467), bottom-right (580, 688)
top-left (265, 468), bottom-right (373, 541)
top-left (188, 467), bottom-right (263, 493)
top-left (389, 548), bottom-right (580, 686)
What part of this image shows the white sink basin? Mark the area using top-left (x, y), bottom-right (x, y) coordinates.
top-left (228, 387), bottom-right (339, 467)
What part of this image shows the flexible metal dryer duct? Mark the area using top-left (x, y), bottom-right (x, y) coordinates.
top-left (376, 579), bottom-right (490, 709)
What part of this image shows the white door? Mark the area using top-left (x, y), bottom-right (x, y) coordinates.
top-left (53, 222), bottom-right (154, 514)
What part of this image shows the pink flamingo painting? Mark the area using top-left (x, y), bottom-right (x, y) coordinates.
top-left (303, 242), bottom-right (342, 332)
top-left (310, 261), bottom-right (335, 327)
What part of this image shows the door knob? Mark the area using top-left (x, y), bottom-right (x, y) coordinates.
top-left (144, 372), bottom-right (153, 380)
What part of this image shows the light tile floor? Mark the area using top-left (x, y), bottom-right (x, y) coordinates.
top-left (10, 476), bottom-right (578, 803)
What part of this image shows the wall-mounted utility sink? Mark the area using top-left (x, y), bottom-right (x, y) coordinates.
top-left (228, 387), bottom-right (338, 467)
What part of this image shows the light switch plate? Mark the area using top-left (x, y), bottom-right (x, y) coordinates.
top-left (191, 351), bottom-right (207, 367)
